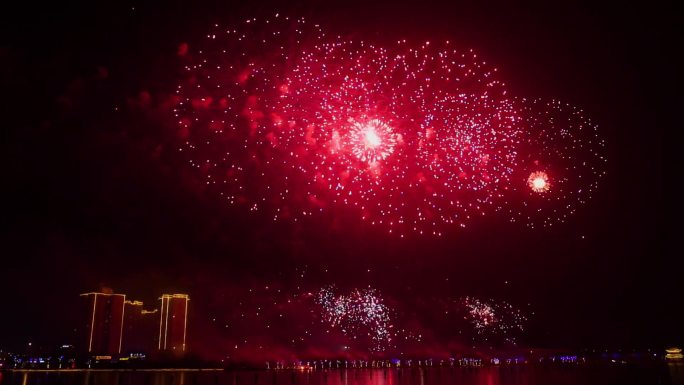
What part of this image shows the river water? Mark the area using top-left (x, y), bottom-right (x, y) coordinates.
top-left (2, 365), bottom-right (683, 385)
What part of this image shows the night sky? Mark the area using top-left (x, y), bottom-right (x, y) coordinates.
top-left (1, 0), bottom-right (681, 359)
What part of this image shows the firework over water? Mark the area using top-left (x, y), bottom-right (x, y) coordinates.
top-left (460, 296), bottom-right (527, 345)
top-left (203, 281), bottom-right (528, 356)
top-left (315, 286), bottom-right (394, 352)
top-left (174, 15), bottom-right (606, 236)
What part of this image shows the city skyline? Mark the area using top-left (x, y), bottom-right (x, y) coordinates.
top-left (72, 291), bottom-right (190, 360)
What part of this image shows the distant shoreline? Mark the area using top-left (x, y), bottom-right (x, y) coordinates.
top-left (2, 368), bottom-right (224, 373)
top-left (3, 361), bottom-right (681, 373)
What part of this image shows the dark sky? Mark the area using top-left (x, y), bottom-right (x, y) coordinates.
top-left (1, 0), bottom-right (681, 358)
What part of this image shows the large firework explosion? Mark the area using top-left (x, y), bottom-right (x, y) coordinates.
top-left (174, 15), bottom-right (605, 236)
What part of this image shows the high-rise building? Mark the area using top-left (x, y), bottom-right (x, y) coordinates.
top-left (123, 300), bottom-right (158, 355)
top-left (80, 292), bottom-right (126, 356)
top-left (158, 294), bottom-right (189, 353)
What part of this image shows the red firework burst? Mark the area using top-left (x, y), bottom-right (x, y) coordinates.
top-left (508, 99), bottom-right (606, 228)
top-left (346, 119), bottom-right (398, 164)
top-left (527, 171), bottom-right (550, 193)
top-left (173, 16), bottom-right (606, 235)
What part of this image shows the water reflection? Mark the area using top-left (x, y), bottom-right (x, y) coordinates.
top-left (669, 362), bottom-right (684, 384)
top-left (0, 366), bottom-right (676, 385)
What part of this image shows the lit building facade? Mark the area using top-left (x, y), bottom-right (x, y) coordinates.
top-left (123, 300), bottom-right (158, 355)
top-left (80, 292), bottom-right (126, 356)
top-left (158, 294), bottom-right (189, 353)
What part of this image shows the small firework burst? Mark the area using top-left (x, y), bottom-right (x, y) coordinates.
top-left (460, 296), bottom-right (527, 345)
top-left (315, 286), bottom-right (394, 351)
top-left (347, 119), bottom-right (398, 164)
top-left (527, 171), bottom-right (550, 193)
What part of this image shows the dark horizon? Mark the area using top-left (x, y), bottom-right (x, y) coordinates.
top-left (1, 0), bottom-right (680, 360)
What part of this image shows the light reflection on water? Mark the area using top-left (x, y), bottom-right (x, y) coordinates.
top-left (0, 366), bottom-right (681, 385)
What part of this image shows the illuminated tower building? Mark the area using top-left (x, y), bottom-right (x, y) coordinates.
top-left (80, 292), bottom-right (126, 356)
top-left (158, 294), bottom-right (189, 353)
top-left (123, 300), bottom-right (158, 355)
top-left (666, 347), bottom-right (683, 361)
